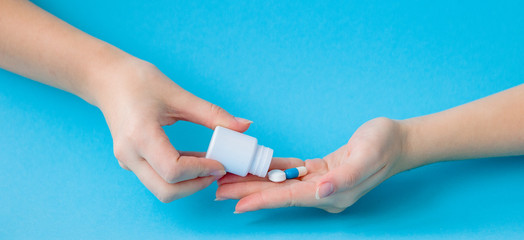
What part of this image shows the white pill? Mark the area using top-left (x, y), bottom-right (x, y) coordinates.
top-left (268, 169), bottom-right (286, 183)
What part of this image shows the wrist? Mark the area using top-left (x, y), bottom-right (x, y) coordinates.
top-left (81, 46), bottom-right (148, 108)
top-left (397, 118), bottom-right (431, 172)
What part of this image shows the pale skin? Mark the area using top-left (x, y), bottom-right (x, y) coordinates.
top-left (3, 1), bottom-right (523, 213)
top-left (0, 0), bottom-right (252, 202)
top-left (217, 85), bottom-right (524, 213)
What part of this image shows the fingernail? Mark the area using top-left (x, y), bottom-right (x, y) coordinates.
top-left (233, 211), bottom-right (244, 214)
top-left (214, 197), bottom-right (228, 201)
top-left (315, 182), bottom-right (334, 200)
top-left (235, 117), bottom-right (253, 124)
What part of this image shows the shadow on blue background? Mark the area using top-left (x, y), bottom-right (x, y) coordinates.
top-left (1, 0), bottom-right (523, 239)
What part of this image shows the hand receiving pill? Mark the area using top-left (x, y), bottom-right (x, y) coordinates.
top-left (216, 117), bottom-right (410, 213)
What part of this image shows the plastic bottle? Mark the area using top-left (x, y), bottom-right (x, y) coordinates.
top-left (205, 126), bottom-right (273, 177)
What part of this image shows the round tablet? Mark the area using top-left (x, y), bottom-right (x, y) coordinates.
top-left (268, 169), bottom-right (286, 182)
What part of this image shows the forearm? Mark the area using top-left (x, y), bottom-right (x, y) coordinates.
top-left (402, 84), bottom-right (524, 169)
top-left (0, 0), bottom-right (135, 106)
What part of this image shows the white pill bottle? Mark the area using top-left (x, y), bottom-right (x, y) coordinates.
top-left (206, 126), bottom-right (273, 177)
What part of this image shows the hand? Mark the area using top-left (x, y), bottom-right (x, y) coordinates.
top-left (216, 117), bottom-right (414, 213)
top-left (95, 59), bottom-right (252, 203)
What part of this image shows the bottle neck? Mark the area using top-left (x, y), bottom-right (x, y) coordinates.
top-left (249, 145), bottom-right (273, 177)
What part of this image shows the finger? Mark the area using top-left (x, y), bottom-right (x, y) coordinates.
top-left (217, 173), bottom-right (265, 186)
top-left (324, 164), bottom-right (389, 211)
top-left (217, 158), bottom-right (305, 185)
top-left (127, 157), bottom-right (217, 203)
top-left (216, 180), bottom-right (292, 200)
top-left (315, 149), bottom-right (382, 199)
top-left (179, 151), bottom-right (206, 158)
top-left (171, 90), bottom-right (251, 132)
top-left (269, 157), bottom-right (305, 170)
top-left (140, 125), bottom-right (225, 183)
top-left (173, 156), bottom-right (226, 182)
top-left (234, 181), bottom-right (320, 213)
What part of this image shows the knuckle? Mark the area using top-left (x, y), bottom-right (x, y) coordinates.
top-left (334, 201), bottom-right (350, 209)
top-left (155, 188), bottom-right (179, 203)
top-left (113, 140), bottom-right (128, 161)
top-left (113, 126), bottom-right (146, 157)
top-left (326, 207), bottom-right (345, 214)
top-left (162, 163), bottom-right (181, 183)
top-left (117, 160), bottom-right (130, 171)
top-left (373, 116), bottom-right (393, 124)
top-left (156, 192), bottom-right (175, 203)
top-left (127, 123), bottom-right (148, 147)
top-left (209, 104), bottom-right (226, 119)
top-left (134, 60), bottom-right (160, 80)
top-left (141, 61), bottom-right (158, 72)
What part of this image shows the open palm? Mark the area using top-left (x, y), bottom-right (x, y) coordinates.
top-left (216, 117), bottom-right (410, 213)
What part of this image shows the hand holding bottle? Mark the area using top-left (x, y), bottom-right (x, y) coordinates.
top-left (100, 60), bottom-right (252, 202)
top-left (0, 0), bottom-right (252, 202)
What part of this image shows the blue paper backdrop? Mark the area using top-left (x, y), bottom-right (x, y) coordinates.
top-left (1, 0), bottom-right (523, 239)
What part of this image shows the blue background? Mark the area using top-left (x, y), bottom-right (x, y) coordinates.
top-left (1, 0), bottom-right (523, 239)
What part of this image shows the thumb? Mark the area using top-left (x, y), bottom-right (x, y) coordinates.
top-left (315, 151), bottom-right (375, 200)
top-left (173, 90), bottom-right (252, 132)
